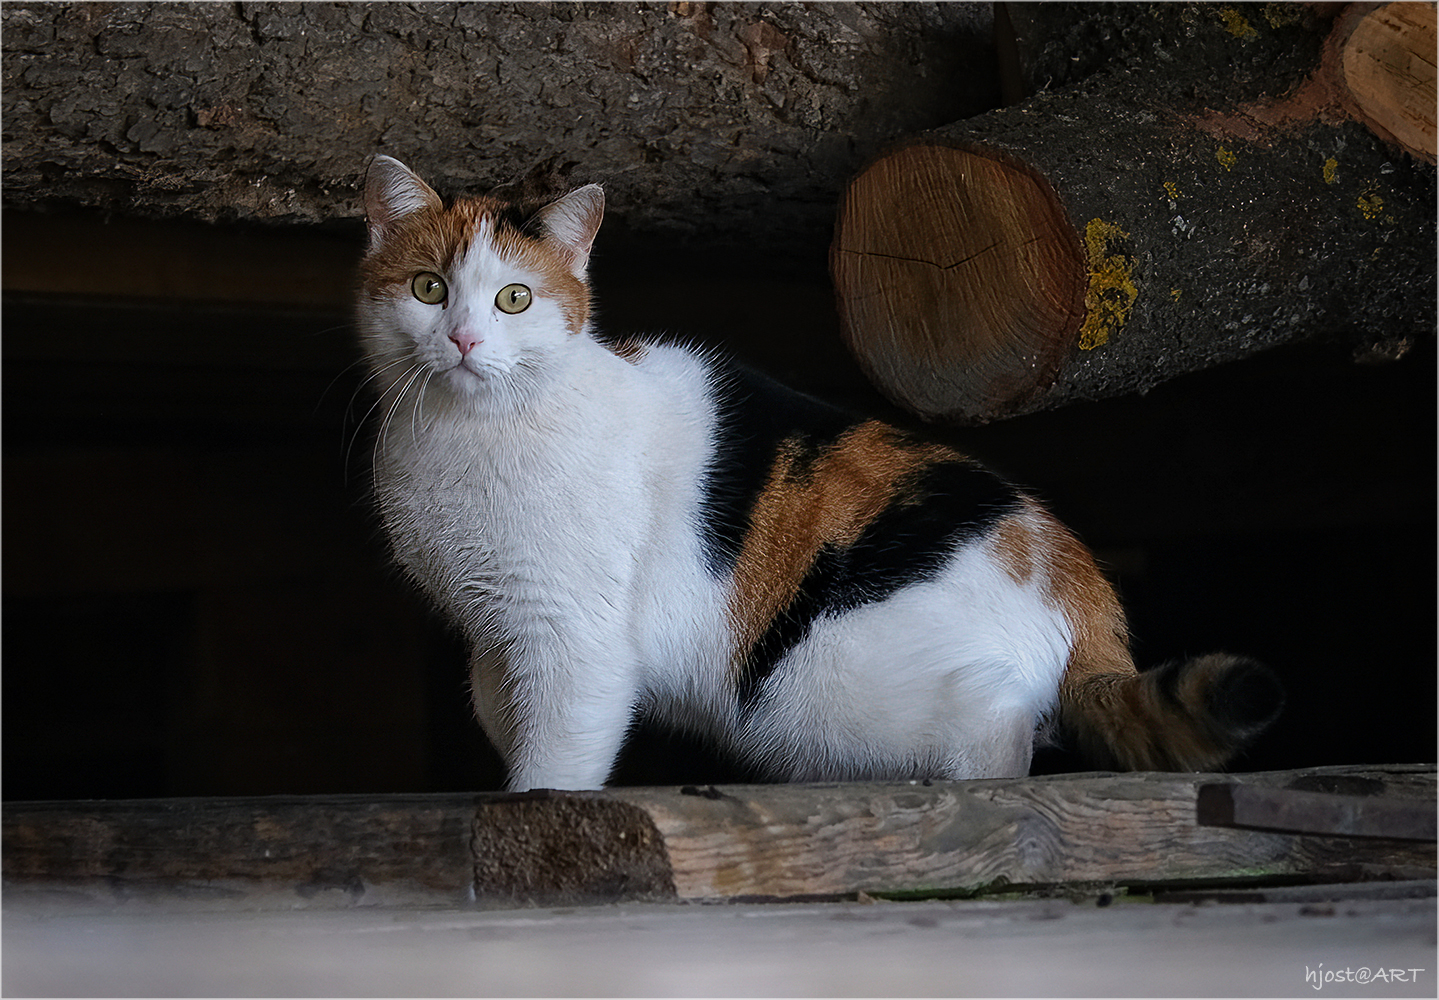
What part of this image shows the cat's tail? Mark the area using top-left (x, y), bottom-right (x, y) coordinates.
top-left (1057, 652), bottom-right (1285, 772)
top-left (1039, 510), bottom-right (1284, 771)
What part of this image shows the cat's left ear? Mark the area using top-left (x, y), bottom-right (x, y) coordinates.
top-left (536, 185), bottom-right (604, 278)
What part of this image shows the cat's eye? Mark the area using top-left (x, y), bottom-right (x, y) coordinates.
top-left (411, 272), bottom-right (447, 305)
top-left (496, 283), bottom-right (532, 314)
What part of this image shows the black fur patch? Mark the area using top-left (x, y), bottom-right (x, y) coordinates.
top-left (1204, 656), bottom-right (1285, 737)
top-left (697, 359), bottom-right (1023, 708)
top-left (736, 456), bottom-right (1021, 706)
top-left (697, 361), bottom-right (857, 577)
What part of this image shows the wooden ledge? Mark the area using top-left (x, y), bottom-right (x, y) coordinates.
top-left (4, 765), bottom-right (1433, 911)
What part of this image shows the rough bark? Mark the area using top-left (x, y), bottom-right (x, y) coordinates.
top-left (0, 1), bottom-right (997, 264)
top-left (832, 2), bottom-right (1437, 423)
top-left (1002, 1), bottom-right (1335, 101)
top-left (1006, 1), bottom-right (1436, 164)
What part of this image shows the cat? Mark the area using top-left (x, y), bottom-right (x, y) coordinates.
top-left (355, 154), bottom-right (1283, 792)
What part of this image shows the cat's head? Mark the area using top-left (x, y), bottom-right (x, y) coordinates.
top-left (357, 155), bottom-right (604, 409)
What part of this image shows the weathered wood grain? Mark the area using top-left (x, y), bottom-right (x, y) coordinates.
top-left (2, 793), bottom-right (481, 907)
top-left (612, 766), bottom-right (1437, 898)
top-left (4, 765), bottom-right (1432, 910)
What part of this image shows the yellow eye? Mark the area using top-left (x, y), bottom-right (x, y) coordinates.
top-left (496, 283), bottom-right (532, 314)
top-left (411, 272), bottom-right (447, 305)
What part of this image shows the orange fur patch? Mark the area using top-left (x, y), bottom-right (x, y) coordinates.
top-left (1035, 503), bottom-right (1133, 687)
top-left (607, 336), bottom-right (649, 363)
top-left (989, 510), bottom-right (1038, 585)
top-left (1037, 515), bottom-right (1262, 770)
top-left (726, 420), bottom-right (958, 675)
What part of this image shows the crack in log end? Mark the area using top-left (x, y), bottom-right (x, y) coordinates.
top-left (1078, 219), bottom-right (1137, 351)
top-left (834, 240), bottom-right (1007, 273)
top-left (470, 796), bottom-right (678, 907)
top-left (830, 143), bottom-right (1086, 423)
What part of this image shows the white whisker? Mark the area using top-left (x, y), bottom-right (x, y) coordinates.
top-left (344, 360), bottom-right (420, 486)
top-left (372, 364), bottom-right (428, 489)
top-left (412, 366), bottom-right (440, 440)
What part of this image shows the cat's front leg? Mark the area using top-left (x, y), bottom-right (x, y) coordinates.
top-left (469, 642), bottom-right (637, 791)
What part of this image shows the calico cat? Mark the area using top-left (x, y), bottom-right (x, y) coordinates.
top-left (356, 154), bottom-right (1282, 791)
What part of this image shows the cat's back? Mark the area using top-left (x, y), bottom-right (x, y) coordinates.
top-left (687, 353), bottom-right (1025, 585)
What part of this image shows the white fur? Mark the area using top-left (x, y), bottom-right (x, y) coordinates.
top-left (738, 531), bottom-right (1072, 781)
top-left (359, 175), bottom-right (1073, 791)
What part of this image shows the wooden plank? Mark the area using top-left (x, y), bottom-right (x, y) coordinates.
top-left (7, 893), bottom-right (1436, 998)
top-left (610, 766), bottom-right (1436, 900)
top-left (2, 794), bottom-right (480, 909)
top-left (1196, 783), bottom-right (1438, 841)
top-left (4, 765), bottom-right (1432, 911)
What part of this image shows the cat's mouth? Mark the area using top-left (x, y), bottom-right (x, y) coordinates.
top-left (448, 356), bottom-right (503, 385)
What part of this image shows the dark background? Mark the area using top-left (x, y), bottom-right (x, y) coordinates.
top-left (4, 208), bottom-right (1433, 799)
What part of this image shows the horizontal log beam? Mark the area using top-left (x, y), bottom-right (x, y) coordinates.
top-left (5, 765), bottom-right (1433, 910)
top-left (0, 1), bottom-right (997, 264)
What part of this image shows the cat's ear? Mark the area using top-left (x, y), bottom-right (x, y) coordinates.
top-left (364, 155), bottom-right (442, 248)
top-left (535, 185), bottom-right (604, 278)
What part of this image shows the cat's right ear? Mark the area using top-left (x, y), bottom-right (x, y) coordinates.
top-left (364, 155), bottom-right (442, 249)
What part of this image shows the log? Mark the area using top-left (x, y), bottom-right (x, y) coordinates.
top-left (832, 3), bottom-right (1437, 424)
top-left (1196, 783), bottom-right (1438, 841)
top-left (1337, 2), bottom-right (1438, 162)
top-left (5, 765), bottom-right (1433, 910)
top-left (0, 1), bottom-right (997, 265)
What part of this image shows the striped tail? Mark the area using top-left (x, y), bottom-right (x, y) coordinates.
top-left (1059, 652), bottom-right (1285, 772)
top-left (1038, 509), bottom-right (1284, 771)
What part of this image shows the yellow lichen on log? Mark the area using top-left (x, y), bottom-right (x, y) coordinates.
top-left (1078, 219), bottom-right (1137, 351)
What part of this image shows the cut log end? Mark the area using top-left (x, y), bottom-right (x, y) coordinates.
top-left (830, 144), bottom-right (1086, 423)
top-left (1339, 1), bottom-right (1438, 162)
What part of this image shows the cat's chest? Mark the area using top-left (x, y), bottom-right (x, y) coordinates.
top-left (375, 420), bottom-right (661, 594)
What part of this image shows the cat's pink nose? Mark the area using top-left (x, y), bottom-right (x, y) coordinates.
top-left (449, 329), bottom-right (483, 356)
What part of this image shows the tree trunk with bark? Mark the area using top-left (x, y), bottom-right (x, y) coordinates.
top-left (832, 2), bottom-right (1437, 424)
top-left (0, 1), bottom-right (997, 266)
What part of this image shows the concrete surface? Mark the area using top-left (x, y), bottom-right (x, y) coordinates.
top-left (4, 890), bottom-right (1435, 997)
